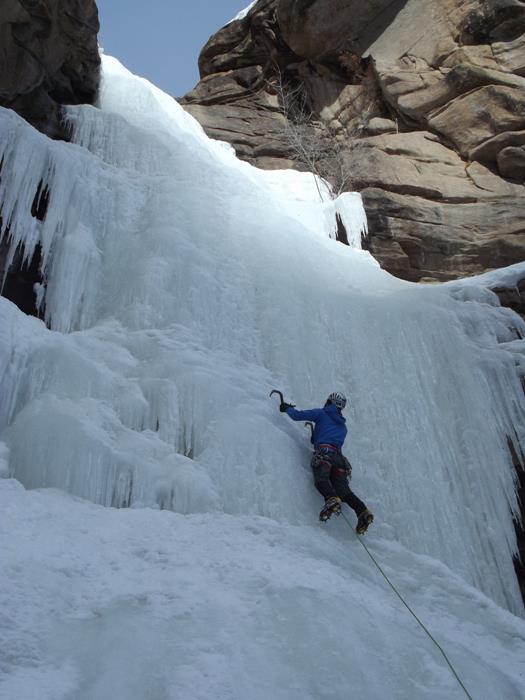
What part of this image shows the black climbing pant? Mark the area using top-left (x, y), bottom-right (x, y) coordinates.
top-left (311, 446), bottom-right (367, 515)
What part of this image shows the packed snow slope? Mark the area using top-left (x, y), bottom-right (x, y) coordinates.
top-left (1, 55), bottom-right (525, 699)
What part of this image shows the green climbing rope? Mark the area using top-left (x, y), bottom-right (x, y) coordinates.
top-left (339, 511), bottom-right (474, 700)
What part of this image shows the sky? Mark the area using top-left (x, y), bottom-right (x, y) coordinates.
top-left (96, 1), bottom-right (250, 97)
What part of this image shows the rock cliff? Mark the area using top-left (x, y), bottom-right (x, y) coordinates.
top-left (0, 0), bottom-right (100, 140)
top-left (181, 0), bottom-right (525, 283)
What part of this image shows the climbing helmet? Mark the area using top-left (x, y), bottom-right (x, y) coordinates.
top-left (327, 391), bottom-right (347, 410)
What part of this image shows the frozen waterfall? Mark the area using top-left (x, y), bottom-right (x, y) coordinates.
top-left (1, 55), bottom-right (525, 700)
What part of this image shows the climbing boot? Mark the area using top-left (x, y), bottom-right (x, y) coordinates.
top-left (356, 508), bottom-right (374, 535)
top-left (319, 496), bottom-right (342, 522)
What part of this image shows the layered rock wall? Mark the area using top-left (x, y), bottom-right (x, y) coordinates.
top-left (182, 0), bottom-right (525, 282)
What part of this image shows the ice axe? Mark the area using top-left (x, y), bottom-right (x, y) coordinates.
top-left (269, 389), bottom-right (295, 410)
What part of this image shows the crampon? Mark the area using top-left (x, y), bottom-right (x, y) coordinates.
top-left (356, 509), bottom-right (374, 535)
top-left (319, 496), bottom-right (342, 522)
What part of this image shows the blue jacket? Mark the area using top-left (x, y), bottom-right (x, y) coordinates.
top-left (285, 404), bottom-right (347, 448)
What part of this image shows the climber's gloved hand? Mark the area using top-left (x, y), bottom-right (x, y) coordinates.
top-left (280, 402), bottom-right (293, 413)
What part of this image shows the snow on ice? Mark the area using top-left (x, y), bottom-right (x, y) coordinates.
top-left (2, 478), bottom-right (525, 700)
top-left (1, 55), bottom-right (525, 699)
top-left (228, 1), bottom-right (258, 24)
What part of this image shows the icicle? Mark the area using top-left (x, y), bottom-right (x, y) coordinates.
top-left (0, 108), bottom-right (107, 332)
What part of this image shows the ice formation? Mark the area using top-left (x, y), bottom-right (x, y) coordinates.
top-left (1, 55), bottom-right (525, 699)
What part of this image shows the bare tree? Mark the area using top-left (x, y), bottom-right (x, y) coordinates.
top-left (270, 66), bottom-right (380, 202)
top-left (272, 71), bottom-right (334, 201)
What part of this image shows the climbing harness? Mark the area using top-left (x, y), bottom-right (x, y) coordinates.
top-left (339, 511), bottom-right (474, 700)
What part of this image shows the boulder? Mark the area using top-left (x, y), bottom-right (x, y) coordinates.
top-left (363, 117), bottom-right (398, 136)
top-left (498, 146), bottom-right (525, 181)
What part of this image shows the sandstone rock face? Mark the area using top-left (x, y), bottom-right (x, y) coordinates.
top-left (347, 133), bottom-right (525, 281)
top-left (181, 0), bottom-right (525, 282)
top-left (276, 0), bottom-right (406, 60)
top-left (0, 0), bottom-right (101, 139)
top-left (182, 0), bottom-right (296, 169)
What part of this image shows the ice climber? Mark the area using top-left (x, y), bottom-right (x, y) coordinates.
top-left (279, 392), bottom-right (374, 533)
